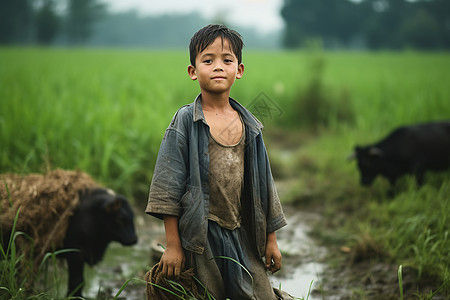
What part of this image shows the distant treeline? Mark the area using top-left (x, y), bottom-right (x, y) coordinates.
top-left (0, 0), bottom-right (280, 49)
top-left (0, 0), bottom-right (105, 45)
top-left (282, 0), bottom-right (450, 50)
top-left (88, 11), bottom-right (281, 49)
top-left (1, 0), bottom-right (449, 50)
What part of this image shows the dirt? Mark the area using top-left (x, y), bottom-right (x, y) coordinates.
top-left (269, 207), bottom-right (326, 299)
top-left (314, 256), bottom-right (446, 300)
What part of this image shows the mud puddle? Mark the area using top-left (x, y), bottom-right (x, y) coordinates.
top-left (269, 208), bottom-right (327, 299)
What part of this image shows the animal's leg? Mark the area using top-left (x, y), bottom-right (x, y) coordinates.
top-left (66, 251), bottom-right (85, 297)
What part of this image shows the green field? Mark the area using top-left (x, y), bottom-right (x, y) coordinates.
top-left (1, 48), bottom-right (449, 195)
top-left (1, 48), bottom-right (449, 298)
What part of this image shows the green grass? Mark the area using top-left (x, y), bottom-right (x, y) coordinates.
top-left (1, 47), bottom-right (449, 298)
top-left (0, 209), bottom-right (78, 299)
top-left (1, 48), bottom-right (449, 197)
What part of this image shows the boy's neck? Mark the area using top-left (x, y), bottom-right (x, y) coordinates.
top-left (201, 91), bottom-right (232, 112)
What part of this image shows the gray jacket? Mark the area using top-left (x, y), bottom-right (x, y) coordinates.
top-left (145, 94), bottom-right (287, 258)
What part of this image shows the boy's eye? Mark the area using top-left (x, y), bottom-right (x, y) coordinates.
top-left (203, 59), bottom-right (212, 64)
top-left (224, 59), bottom-right (233, 63)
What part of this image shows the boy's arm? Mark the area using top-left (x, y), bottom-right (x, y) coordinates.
top-left (159, 215), bottom-right (185, 278)
top-left (265, 231), bottom-right (282, 274)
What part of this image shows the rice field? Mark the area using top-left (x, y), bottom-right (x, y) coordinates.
top-left (1, 48), bottom-right (449, 195)
top-left (1, 47), bottom-right (449, 298)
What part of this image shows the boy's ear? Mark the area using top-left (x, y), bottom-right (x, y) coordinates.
top-left (187, 65), bottom-right (197, 80)
top-left (236, 63), bottom-right (244, 79)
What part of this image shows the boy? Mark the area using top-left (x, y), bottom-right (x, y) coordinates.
top-left (146, 24), bottom-right (288, 299)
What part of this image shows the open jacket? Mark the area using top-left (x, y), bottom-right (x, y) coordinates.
top-left (145, 94), bottom-right (287, 258)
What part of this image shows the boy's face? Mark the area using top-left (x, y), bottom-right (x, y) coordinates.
top-left (188, 37), bottom-right (244, 96)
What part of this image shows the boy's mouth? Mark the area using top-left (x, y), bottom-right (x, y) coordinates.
top-left (212, 76), bottom-right (226, 80)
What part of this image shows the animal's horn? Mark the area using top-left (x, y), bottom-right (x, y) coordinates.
top-left (105, 197), bottom-right (122, 212)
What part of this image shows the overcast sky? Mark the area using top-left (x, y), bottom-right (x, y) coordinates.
top-left (107, 0), bottom-right (285, 34)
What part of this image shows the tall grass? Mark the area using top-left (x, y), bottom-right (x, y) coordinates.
top-left (1, 48), bottom-right (201, 199)
top-left (1, 48), bottom-right (449, 199)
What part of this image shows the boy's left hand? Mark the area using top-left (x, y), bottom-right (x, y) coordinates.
top-left (265, 231), bottom-right (282, 274)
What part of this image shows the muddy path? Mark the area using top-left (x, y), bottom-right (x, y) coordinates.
top-left (269, 203), bottom-right (327, 299)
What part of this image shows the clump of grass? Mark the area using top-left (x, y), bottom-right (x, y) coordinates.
top-left (376, 181), bottom-right (450, 286)
top-left (0, 209), bottom-right (80, 299)
top-left (1, 209), bottom-right (29, 299)
top-left (293, 55), bottom-right (355, 131)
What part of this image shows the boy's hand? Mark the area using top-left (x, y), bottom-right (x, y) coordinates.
top-left (159, 244), bottom-right (185, 279)
top-left (159, 215), bottom-right (185, 278)
top-left (265, 231), bottom-right (282, 274)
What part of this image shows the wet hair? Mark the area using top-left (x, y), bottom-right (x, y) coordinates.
top-left (189, 24), bottom-right (244, 67)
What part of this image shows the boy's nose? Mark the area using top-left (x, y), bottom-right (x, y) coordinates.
top-left (213, 65), bottom-right (224, 71)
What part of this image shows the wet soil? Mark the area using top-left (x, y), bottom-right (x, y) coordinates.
top-left (316, 259), bottom-right (446, 300)
top-left (269, 206), bottom-right (326, 299)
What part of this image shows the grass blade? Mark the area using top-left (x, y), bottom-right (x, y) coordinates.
top-left (398, 265), bottom-right (403, 300)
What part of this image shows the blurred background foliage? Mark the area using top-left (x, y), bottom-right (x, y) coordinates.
top-left (1, 0), bottom-right (450, 50)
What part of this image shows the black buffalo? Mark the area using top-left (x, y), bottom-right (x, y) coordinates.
top-left (61, 188), bottom-right (138, 297)
top-left (350, 121), bottom-right (450, 187)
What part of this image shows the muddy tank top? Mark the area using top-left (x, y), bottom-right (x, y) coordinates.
top-left (208, 116), bottom-right (245, 230)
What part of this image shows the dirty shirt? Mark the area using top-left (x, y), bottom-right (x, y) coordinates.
top-left (208, 114), bottom-right (245, 230)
